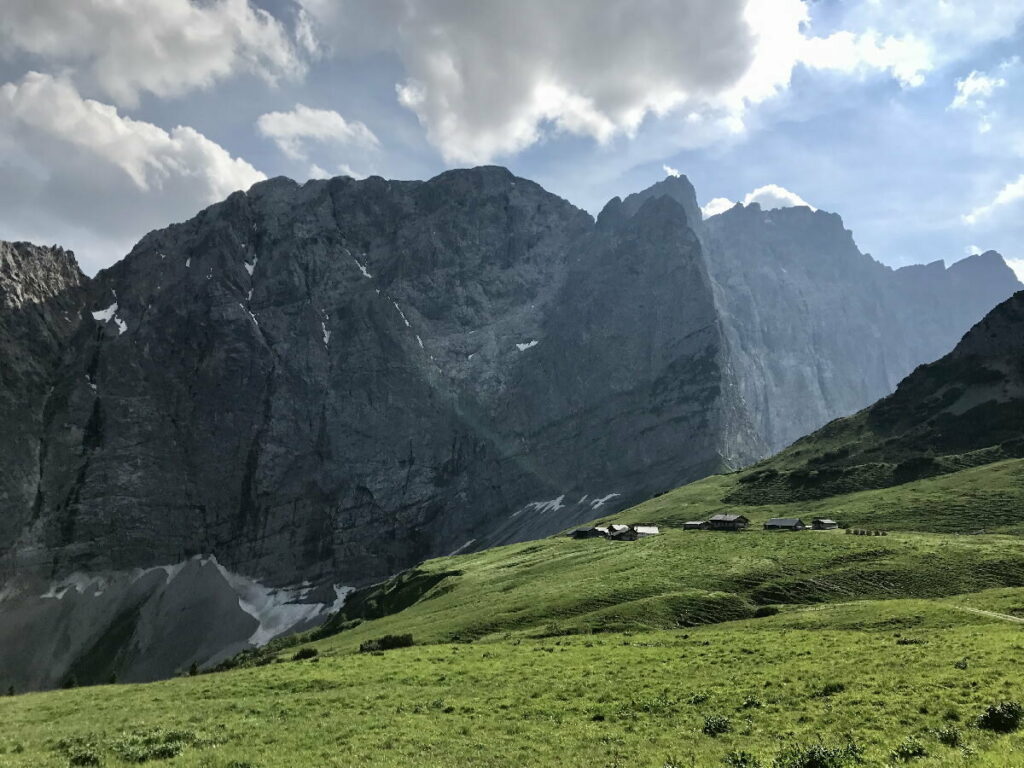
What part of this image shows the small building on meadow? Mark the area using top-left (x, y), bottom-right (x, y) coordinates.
top-left (764, 517), bottom-right (806, 531)
top-left (707, 514), bottom-right (750, 531)
top-left (633, 525), bottom-right (660, 537)
top-left (608, 524), bottom-right (631, 536)
top-left (812, 518), bottom-right (839, 530)
top-left (571, 526), bottom-right (609, 539)
top-left (607, 525), bottom-right (660, 541)
top-left (683, 520), bottom-right (708, 530)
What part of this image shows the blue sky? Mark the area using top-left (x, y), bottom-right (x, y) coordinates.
top-left (0, 0), bottom-right (1022, 279)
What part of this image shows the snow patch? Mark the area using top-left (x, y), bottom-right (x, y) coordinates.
top-left (41, 572), bottom-right (109, 599)
top-left (244, 258), bottom-right (257, 277)
top-left (416, 335), bottom-right (424, 349)
top-left (515, 339), bottom-right (539, 352)
top-left (185, 257), bottom-right (191, 268)
top-left (514, 495), bottom-right (566, 517)
top-left (590, 493), bottom-right (621, 509)
top-left (393, 301), bottom-right (411, 327)
top-left (353, 259), bottom-right (372, 279)
top-left (321, 321), bottom-right (331, 347)
top-left (239, 303), bottom-right (259, 327)
top-left (448, 539), bottom-right (476, 556)
top-left (91, 302), bottom-right (118, 322)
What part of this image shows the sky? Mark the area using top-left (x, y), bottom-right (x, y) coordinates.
top-left (0, 0), bottom-right (1023, 280)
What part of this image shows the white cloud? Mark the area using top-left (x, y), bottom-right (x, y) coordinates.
top-left (0, 72), bottom-right (265, 272)
top-left (743, 184), bottom-right (815, 211)
top-left (702, 197), bottom-right (736, 219)
top-left (965, 244), bottom-right (982, 256)
top-left (302, 0), bottom-right (945, 165)
top-left (0, 0), bottom-right (304, 107)
top-left (963, 174), bottom-right (1024, 225)
top-left (950, 70), bottom-right (1007, 110)
top-left (257, 104), bottom-right (379, 161)
top-left (663, 165), bottom-right (681, 178)
top-left (701, 184), bottom-right (814, 218)
top-left (1007, 258), bottom-right (1024, 283)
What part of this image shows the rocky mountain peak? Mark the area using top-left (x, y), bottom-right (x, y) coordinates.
top-left (618, 174), bottom-right (703, 230)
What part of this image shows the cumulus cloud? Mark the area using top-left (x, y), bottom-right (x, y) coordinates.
top-left (0, 72), bottom-right (265, 271)
top-left (702, 197), bottom-right (737, 219)
top-left (0, 0), bottom-right (304, 106)
top-left (744, 184), bottom-right (815, 211)
top-left (950, 70), bottom-right (1007, 110)
top-left (701, 184), bottom-right (815, 218)
top-left (963, 174), bottom-right (1024, 225)
top-left (1007, 258), bottom-right (1024, 283)
top-left (256, 104), bottom-right (379, 161)
top-left (299, 0), bottom-right (1003, 165)
top-left (662, 165), bottom-right (681, 178)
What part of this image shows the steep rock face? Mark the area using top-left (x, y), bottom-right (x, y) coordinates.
top-left (1, 167), bottom-right (1020, 689)
top-left (0, 242), bottom-right (88, 555)
top-left (702, 203), bottom-right (1022, 451)
top-left (12, 168), bottom-right (752, 594)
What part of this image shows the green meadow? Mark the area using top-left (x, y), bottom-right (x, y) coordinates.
top-left (4, 459), bottom-right (1024, 767)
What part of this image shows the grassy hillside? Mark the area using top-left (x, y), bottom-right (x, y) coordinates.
top-left (6, 596), bottom-right (1024, 767)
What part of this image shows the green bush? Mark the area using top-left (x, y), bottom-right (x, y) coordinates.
top-left (977, 701), bottom-right (1023, 733)
top-left (812, 682), bottom-right (846, 698)
top-left (890, 736), bottom-right (927, 761)
top-left (702, 714), bottom-right (731, 736)
top-left (723, 750), bottom-right (762, 767)
top-left (359, 634), bottom-right (414, 653)
top-left (935, 726), bottom-right (962, 747)
top-left (292, 647), bottom-right (319, 661)
top-left (110, 727), bottom-right (198, 764)
top-left (771, 741), bottom-right (862, 768)
top-left (753, 606), bottom-right (779, 618)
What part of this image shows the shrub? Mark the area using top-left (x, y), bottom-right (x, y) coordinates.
top-left (110, 727), bottom-right (198, 764)
top-left (292, 647), bottom-right (319, 661)
top-left (55, 736), bottom-right (102, 767)
top-left (812, 682), bottom-right (846, 698)
top-left (953, 657), bottom-right (968, 670)
top-left (687, 691), bottom-right (711, 705)
top-left (724, 751), bottom-right (762, 767)
top-left (741, 696), bottom-right (763, 709)
top-left (890, 736), bottom-right (927, 761)
top-left (188, 662), bottom-right (198, 677)
top-left (977, 701), bottom-right (1023, 733)
top-left (702, 714), bottom-right (731, 736)
top-left (359, 634), bottom-right (414, 653)
top-left (772, 741), bottom-right (862, 768)
top-left (935, 726), bottom-right (962, 747)
top-left (754, 606), bottom-right (779, 618)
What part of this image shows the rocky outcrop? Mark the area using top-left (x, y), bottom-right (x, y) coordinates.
top-left (0, 167), bottom-right (1019, 689)
top-left (703, 203), bottom-right (1021, 451)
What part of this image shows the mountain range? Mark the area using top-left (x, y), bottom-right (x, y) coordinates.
top-left (0, 166), bottom-right (1019, 688)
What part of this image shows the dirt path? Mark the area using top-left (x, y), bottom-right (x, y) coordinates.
top-left (951, 605), bottom-right (1024, 624)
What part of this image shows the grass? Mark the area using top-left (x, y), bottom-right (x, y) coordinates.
top-left (5, 453), bottom-right (1024, 766)
top-left (6, 598), bottom-right (1024, 767)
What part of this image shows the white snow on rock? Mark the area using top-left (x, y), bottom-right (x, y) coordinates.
top-left (513, 495), bottom-right (566, 517)
top-left (590, 493), bottom-right (621, 509)
top-left (244, 258), bottom-right (257, 276)
top-left (515, 340), bottom-right (539, 352)
top-left (416, 335), bottom-right (424, 348)
top-left (321, 320), bottom-right (331, 347)
top-left (393, 301), bottom-right (411, 327)
top-left (92, 297), bottom-right (128, 335)
top-left (239, 303), bottom-right (259, 327)
top-left (185, 257), bottom-right (191, 268)
top-left (353, 259), bottom-right (372, 279)
top-left (91, 302), bottom-right (118, 322)
top-left (448, 539), bottom-right (476, 556)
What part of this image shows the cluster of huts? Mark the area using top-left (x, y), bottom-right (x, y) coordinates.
top-left (571, 524), bottom-right (660, 541)
top-left (570, 515), bottom-right (840, 541)
top-left (682, 515), bottom-right (839, 531)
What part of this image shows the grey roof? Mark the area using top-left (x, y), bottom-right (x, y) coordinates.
top-left (814, 518), bottom-right (838, 525)
top-left (765, 517), bottom-right (805, 526)
top-left (683, 520), bottom-right (706, 525)
top-left (709, 514), bottom-right (747, 523)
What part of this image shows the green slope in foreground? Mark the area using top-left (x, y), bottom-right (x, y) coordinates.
top-left (3, 459), bottom-right (1024, 767)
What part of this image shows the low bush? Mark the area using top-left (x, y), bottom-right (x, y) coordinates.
top-left (890, 736), bottom-right (927, 761)
top-left (935, 726), bottom-right (962, 748)
top-left (702, 714), bottom-right (731, 736)
top-left (753, 606), bottom-right (779, 618)
top-left (359, 634), bottom-right (414, 653)
top-left (292, 647), bottom-right (319, 661)
top-left (771, 741), bottom-right (862, 768)
top-left (977, 701), bottom-right (1023, 733)
top-left (812, 682), bottom-right (846, 698)
top-left (723, 750), bottom-right (762, 767)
